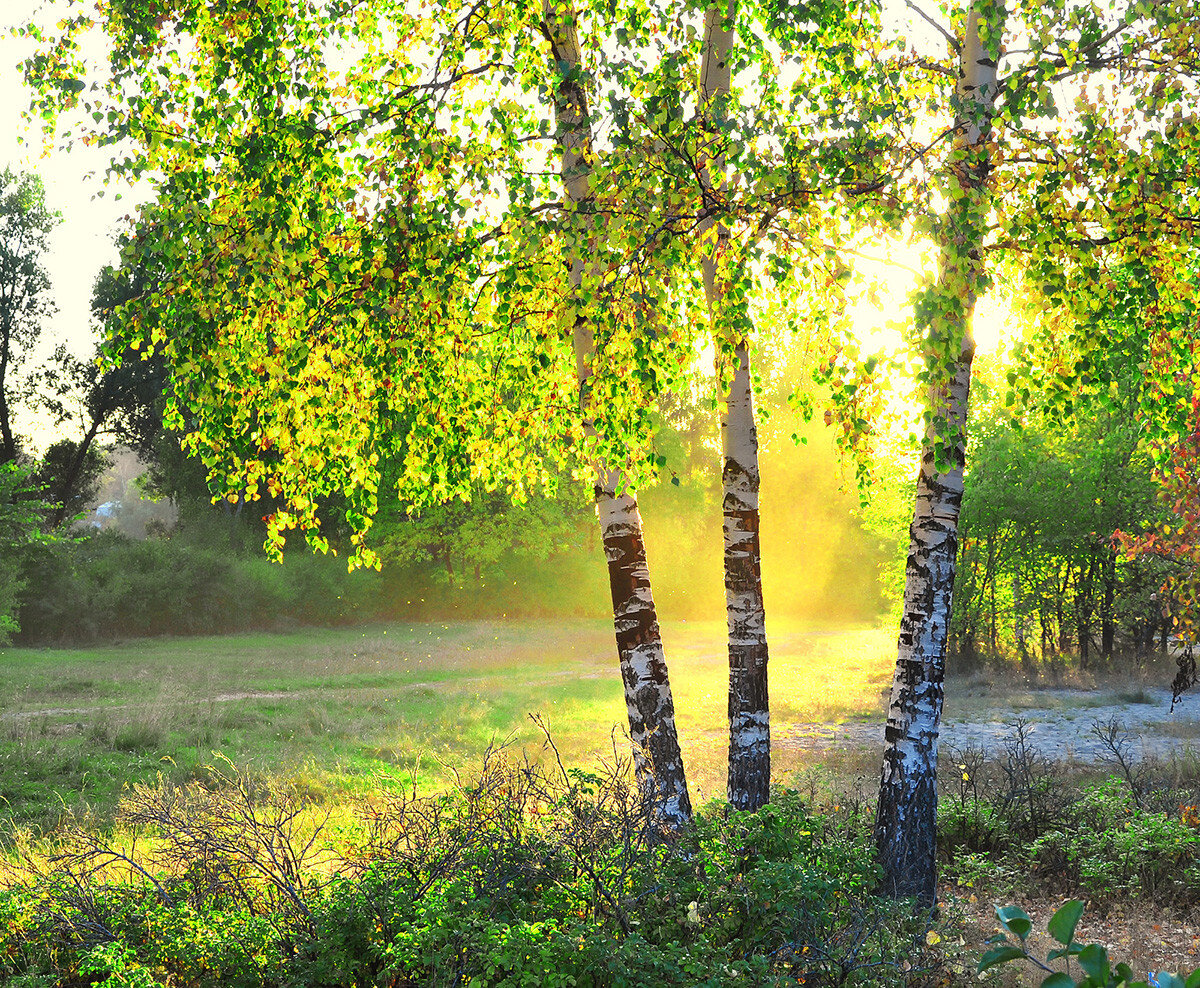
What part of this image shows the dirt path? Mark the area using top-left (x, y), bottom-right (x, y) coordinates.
top-left (776, 685), bottom-right (1200, 763)
top-left (13, 680), bottom-right (1199, 766)
top-left (1, 669), bottom-right (586, 723)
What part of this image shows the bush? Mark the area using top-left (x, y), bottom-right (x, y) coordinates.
top-left (0, 881), bottom-right (279, 988)
top-left (938, 729), bottom-right (1200, 908)
top-left (1027, 779), bottom-right (1200, 902)
top-left (14, 529), bottom-right (387, 643)
top-left (5, 750), bottom-right (947, 987)
top-left (980, 900), bottom-right (1200, 988)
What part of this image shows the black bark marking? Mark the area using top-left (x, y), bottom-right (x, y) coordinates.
top-left (600, 502), bottom-right (692, 825)
top-left (723, 459), bottom-right (770, 812)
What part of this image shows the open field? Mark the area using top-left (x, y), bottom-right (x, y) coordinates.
top-left (8, 621), bottom-right (1200, 984)
top-left (0, 619), bottom-right (899, 833)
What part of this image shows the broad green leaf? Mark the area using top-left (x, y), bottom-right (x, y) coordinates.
top-left (997, 906), bottom-right (1033, 941)
top-left (1047, 900), bottom-right (1085, 946)
top-left (1077, 944), bottom-right (1110, 984)
top-left (978, 945), bottom-right (1027, 973)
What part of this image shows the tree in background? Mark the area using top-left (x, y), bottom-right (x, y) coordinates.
top-left (29, 338), bottom-right (166, 529)
top-left (0, 461), bottom-right (51, 642)
top-left (32, 435), bottom-right (107, 528)
top-left (17, 238), bottom-right (172, 531)
top-left (951, 400), bottom-right (1159, 670)
top-left (1017, 268), bottom-right (1199, 667)
top-left (0, 167), bottom-right (57, 464)
top-left (1116, 328), bottom-right (1200, 693)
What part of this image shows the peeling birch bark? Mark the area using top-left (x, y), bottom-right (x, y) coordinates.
top-left (541, 0), bottom-right (693, 828)
top-left (874, 0), bottom-right (1003, 905)
top-left (699, 0), bottom-right (771, 812)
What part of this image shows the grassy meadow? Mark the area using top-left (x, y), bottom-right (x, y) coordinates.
top-left (0, 619), bottom-right (897, 835)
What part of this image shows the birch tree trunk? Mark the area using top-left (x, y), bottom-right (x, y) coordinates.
top-left (874, 0), bottom-right (1002, 905)
top-left (541, 0), bottom-right (692, 828)
top-left (699, 0), bottom-right (771, 812)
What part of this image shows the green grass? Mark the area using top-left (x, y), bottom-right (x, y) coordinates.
top-left (0, 619), bottom-right (897, 834)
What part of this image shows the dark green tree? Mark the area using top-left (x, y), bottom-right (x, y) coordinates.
top-left (30, 250), bottom-right (170, 529)
top-left (0, 461), bottom-right (53, 642)
top-left (0, 167), bottom-right (57, 464)
top-left (32, 435), bottom-right (108, 528)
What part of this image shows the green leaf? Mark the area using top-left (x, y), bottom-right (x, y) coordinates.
top-left (978, 945), bottom-right (1028, 973)
top-left (997, 906), bottom-right (1033, 941)
top-left (1186, 970), bottom-right (1200, 988)
top-left (1038, 974), bottom-right (1075, 988)
top-left (1152, 975), bottom-right (1187, 988)
top-left (1047, 900), bottom-right (1085, 946)
top-left (1077, 944), bottom-right (1110, 983)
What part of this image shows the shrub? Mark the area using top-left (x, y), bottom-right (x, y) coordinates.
top-left (14, 529), bottom-right (387, 643)
top-left (1028, 779), bottom-right (1200, 902)
top-left (6, 749), bottom-right (947, 987)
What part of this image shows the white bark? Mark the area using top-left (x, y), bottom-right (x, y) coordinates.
top-left (699, 0), bottom-right (771, 812)
top-left (542, 0), bottom-right (692, 828)
top-left (875, 0), bottom-right (1003, 904)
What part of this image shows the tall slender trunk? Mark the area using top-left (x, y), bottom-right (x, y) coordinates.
top-left (1101, 549), bottom-right (1115, 658)
top-left (1076, 554), bottom-right (1097, 669)
top-left (699, 0), bottom-right (770, 812)
top-left (0, 318), bottom-right (16, 465)
top-left (1056, 565), bottom-right (1070, 652)
top-left (874, 0), bottom-right (1002, 906)
top-left (986, 537), bottom-right (998, 655)
top-left (541, 1), bottom-right (692, 827)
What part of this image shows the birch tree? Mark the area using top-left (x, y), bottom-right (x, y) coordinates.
top-left (872, 0), bottom-right (1003, 903)
top-left (697, 0), bottom-right (770, 812)
top-left (539, 0), bottom-right (692, 825)
top-left (869, 0), bottom-right (1200, 902)
top-left (24, 0), bottom-right (708, 822)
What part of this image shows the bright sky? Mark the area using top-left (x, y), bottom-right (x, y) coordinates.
top-left (1, 0), bottom-right (142, 451)
top-left (1, 1), bottom-right (130, 350)
top-left (0, 0), bottom-right (1010, 454)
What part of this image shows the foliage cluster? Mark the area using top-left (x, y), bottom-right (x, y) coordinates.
top-left (950, 407), bottom-right (1162, 672)
top-left (939, 722), bottom-right (1200, 908)
top-left (0, 751), bottom-right (942, 988)
top-left (12, 526), bottom-right (389, 644)
top-left (993, 268), bottom-right (1200, 673)
top-left (8, 381), bottom-right (888, 644)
